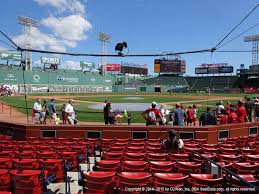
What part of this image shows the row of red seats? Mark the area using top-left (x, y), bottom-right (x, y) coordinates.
top-left (95, 159), bottom-right (259, 175)
top-left (0, 169), bottom-right (47, 194)
top-left (83, 171), bottom-right (259, 194)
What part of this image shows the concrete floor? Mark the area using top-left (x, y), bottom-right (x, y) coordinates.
top-left (47, 157), bottom-right (100, 194)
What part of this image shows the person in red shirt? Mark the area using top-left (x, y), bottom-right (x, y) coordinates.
top-left (225, 101), bottom-right (231, 114)
top-left (235, 100), bottom-right (247, 123)
top-left (228, 107), bottom-right (238, 124)
top-left (142, 102), bottom-right (162, 126)
top-left (186, 106), bottom-right (194, 126)
top-left (217, 109), bottom-right (228, 125)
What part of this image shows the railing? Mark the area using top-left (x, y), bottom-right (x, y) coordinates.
top-left (190, 150), bottom-right (259, 192)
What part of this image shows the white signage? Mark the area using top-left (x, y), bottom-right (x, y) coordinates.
top-left (41, 57), bottom-right (60, 64)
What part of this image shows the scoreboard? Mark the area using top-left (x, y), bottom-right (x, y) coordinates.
top-left (121, 66), bottom-right (148, 75)
top-left (154, 59), bottom-right (186, 73)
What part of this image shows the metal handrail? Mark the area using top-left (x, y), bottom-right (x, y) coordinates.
top-left (191, 150), bottom-right (259, 192)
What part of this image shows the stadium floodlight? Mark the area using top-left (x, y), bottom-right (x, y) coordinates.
top-left (17, 16), bottom-right (39, 71)
top-left (244, 34), bottom-right (259, 66)
top-left (98, 32), bottom-right (111, 75)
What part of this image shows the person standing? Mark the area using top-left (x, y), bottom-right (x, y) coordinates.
top-left (217, 109), bottom-right (228, 125)
top-left (228, 108), bottom-right (238, 124)
top-left (199, 107), bottom-right (217, 126)
top-left (245, 97), bottom-right (253, 122)
top-left (33, 98), bottom-right (42, 124)
top-left (41, 100), bottom-right (48, 124)
top-left (192, 104), bottom-right (198, 126)
top-left (171, 103), bottom-right (185, 126)
top-left (104, 102), bottom-right (113, 125)
top-left (235, 100), bottom-right (247, 123)
top-left (65, 99), bottom-right (76, 125)
top-left (142, 102), bottom-right (162, 126)
top-left (61, 104), bottom-right (66, 124)
top-left (186, 106), bottom-right (194, 126)
top-left (127, 112), bottom-right (132, 125)
top-left (48, 98), bottom-right (57, 122)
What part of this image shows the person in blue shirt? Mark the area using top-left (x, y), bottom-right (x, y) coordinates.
top-left (48, 98), bottom-right (57, 122)
top-left (170, 103), bottom-right (186, 126)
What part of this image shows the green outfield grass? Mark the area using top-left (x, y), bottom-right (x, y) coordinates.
top-left (0, 92), bottom-right (257, 123)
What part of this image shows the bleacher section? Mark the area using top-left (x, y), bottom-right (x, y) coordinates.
top-left (185, 76), bottom-right (239, 91)
top-left (0, 135), bottom-right (259, 193)
top-left (142, 76), bottom-right (188, 86)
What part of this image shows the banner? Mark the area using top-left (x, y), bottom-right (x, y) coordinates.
top-left (0, 51), bottom-right (21, 61)
top-left (41, 57), bottom-right (60, 64)
top-left (80, 61), bottom-right (95, 68)
top-left (106, 64), bottom-right (121, 72)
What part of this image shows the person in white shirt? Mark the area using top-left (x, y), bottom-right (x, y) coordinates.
top-left (65, 99), bottom-right (76, 125)
top-left (33, 98), bottom-right (42, 124)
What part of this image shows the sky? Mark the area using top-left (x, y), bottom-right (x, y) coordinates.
top-left (0, 0), bottom-right (259, 75)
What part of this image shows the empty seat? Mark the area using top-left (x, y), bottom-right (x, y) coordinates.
top-left (108, 147), bottom-right (125, 152)
top-left (15, 151), bottom-right (37, 159)
top-left (12, 159), bottom-right (39, 170)
top-left (95, 160), bottom-right (120, 171)
top-left (202, 144), bottom-right (218, 148)
top-left (202, 147), bottom-right (219, 154)
top-left (10, 170), bottom-right (44, 194)
top-left (232, 162), bottom-right (259, 174)
top-left (0, 158), bottom-right (12, 169)
top-left (124, 153), bottom-right (146, 161)
top-left (39, 159), bottom-right (64, 181)
top-left (0, 170), bottom-right (10, 191)
top-left (147, 153), bottom-right (168, 161)
top-left (152, 173), bottom-right (188, 188)
top-left (217, 154), bottom-right (242, 163)
top-left (58, 152), bottom-right (77, 169)
top-left (115, 172), bottom-right (151, 192)
top-left (37, 151), bottom-right (58, 159)
top-left (219, 144), bottom-right (236, 149)
top-left (35, 145), bottom-right (53, 152)
top-left (245, 155), bottom-right (259, 162)
top-left (126, 146), bottom-right (145, 153)
top-left (174, 162), bottom-right (203, 174)
top-left (231, 174), bottom-right (259, 188)
top-left (148, 161), bottom-right (174, 173)
top-left (83, 171), bottom-right (115, 193)
top-left (189, 174), bottom-right (223, 187)
top-left (219, 148), bottom-right (239, 154)
top-left (192, 154), bottom-right (216, 162)
top-left (171, 154), bottom-right (189, 162)
top-left (1, 145), bottom-right (18, 152)
top-left (103, 152), bottom-right (124, 160)
top-left (121, 161), bottom-right (147, 172)
top-left (0, 151), bottom-right (14, 158)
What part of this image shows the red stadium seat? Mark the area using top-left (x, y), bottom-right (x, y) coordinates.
top-left (245, 154), bottom-right (259, 162)
top-left (126, 146), bottom-right (145, 153)
top-left (0, 158), bottom-right (12, 169)
top-left (193, 139), bottom-right (207, 144)
top-left (202, 144), bottom-right (218, 148)
top-left (171, 154), bottom-right (189, 162)
top-left (219, 144), bottom-right (236, 149)
top-left (39, 159), bottom-right (64, 181)
top-left (152, 173), bottom-right (188, 187)
top-left (70, 146), bottom-right (86, 155)
top-left (1, 145), bottom-right (18, 152)
top-left (10, 170), bottom-right (44, 194)
top-left (202, 147), bottom-right (219, 154)
top-left (124, 152), bottom-right (146, 161)
top-left (147, 138), bottom-right (160, 143)
top-left (18, 145), bottom-right (36, 152)
top-left (183, 147), bottom-right (201, 154)
top-left (217, 154), bottom-right (242, 163)
top-left (219, 147), bottom-right (239, 154)
top-left (148, 161), bottom-right (174, 172)
top-left (174, 162), bottom-right (203, 174)
top-left (192, 154), bottom-right (216, 162)
top-left (147, 153), bottom-right (168, 161)
top-left (58, 152), bottom-right (77, 169)
top-left (103, 152), bottom-right (124, 160)
top-left (0, 151), bottom-right (14, 158)
top-left (115, 172), bottom-right (151, 193)
top-left (129, 142), bottom-right (145, 147)
top-left (115, 139), bottom-right (129, 143)
top-left (35, 145), bottom-right (53, 152)
top-left (12, 159), bottom-right (39, 170)
top-left (189, 174), bottom-right (223, 187)
top-left (37, 151), bottom-right (58, 159)
top-left (232, 162), bottom-right (259, 174)
top-left (0, 169), bottom-right (10, 191)
top-left (15, 151), bottom-right (37, 159)
top-left (231, 174), bottom-right (259, 188)
top-left (121, 161), bottom-right (147, 172)
top-left (95, 160), bottom-right (121, 171)
top-left (145, 146), bottom-right (162, 153)
top-left (54, 145), bottom-right (70, 152)
top-left (108, 146), bottom-right (125, 152)
top-left (240, 148), bottom-right (256, 155)
top-left (83, 171), bottom-right (115, 193)
top-left (184, 143), bottom-right (199, 148)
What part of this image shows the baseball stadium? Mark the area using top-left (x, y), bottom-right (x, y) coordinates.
top-left (0, 1), bottom-right (259, 194)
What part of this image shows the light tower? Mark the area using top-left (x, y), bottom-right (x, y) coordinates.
top-left (98, 32), bottom-right (110, 75)
top-left (244, 34), bottom-right (259, 66)
top-left (18, 16), bottom-right (39, 71)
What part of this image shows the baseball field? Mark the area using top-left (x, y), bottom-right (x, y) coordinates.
top-left (0, 92), bottom-right (256, 124)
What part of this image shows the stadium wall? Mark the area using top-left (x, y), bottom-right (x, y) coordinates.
top-left (0, 69), bottom-right (113, 93)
